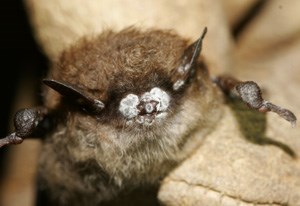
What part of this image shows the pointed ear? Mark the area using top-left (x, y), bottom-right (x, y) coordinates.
top-left (172, 27), bottom-right (207, 91)
top-left (43, 79), bottom-right (105, 114)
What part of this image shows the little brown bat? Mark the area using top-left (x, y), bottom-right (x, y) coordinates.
top-left (0, 27), bottom-right (296, 205)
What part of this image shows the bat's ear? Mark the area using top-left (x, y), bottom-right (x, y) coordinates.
top-left (43, 79), bottom-right (105, 114)
top-left (172, 27), bottom-right (207, 91)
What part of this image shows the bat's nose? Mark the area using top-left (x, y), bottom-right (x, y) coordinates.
top-left (119, 87), bottom-right (170, 125)
top-left (137, 100), bottom-right (159, 116)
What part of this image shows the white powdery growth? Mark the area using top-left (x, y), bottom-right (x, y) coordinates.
top-left (147, 87), bottom-right (170, 112)
top-left (173, 63), bottom-right (191, 91)
top-left (119, 87), bottom-right (170, 122)
top-left (119, 94), bottom-right (140, 119)
top-left (177, 63), bottom-right (191, 74)
top-left (173, 80), bottom-right (185, 91)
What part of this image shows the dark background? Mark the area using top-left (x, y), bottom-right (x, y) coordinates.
top-left (0, 0), bottom-right (48, 179)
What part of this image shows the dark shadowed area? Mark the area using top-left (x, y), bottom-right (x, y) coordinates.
top-left (0, 0), bottom-right (48, 180)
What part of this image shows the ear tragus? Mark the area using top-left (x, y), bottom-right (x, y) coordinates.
top-left (172, 27), bottom-right (207, 91)
top-left (43, 79), bottom-right (105, 114)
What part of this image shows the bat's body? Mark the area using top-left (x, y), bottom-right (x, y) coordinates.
top-left (0, 27), bottom-right (296, 206)
top-left (37, 28), bottom-right (223, 205)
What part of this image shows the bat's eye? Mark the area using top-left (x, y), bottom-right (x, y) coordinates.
top-left (119, 87), bottom-right (170, 125)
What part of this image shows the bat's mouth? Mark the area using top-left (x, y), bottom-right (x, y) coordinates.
top-left (135, 111), bottom-right (167, 126)
top-left (119, 87), bottom-right (170, 126)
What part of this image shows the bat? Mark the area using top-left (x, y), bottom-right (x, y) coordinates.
top-left (0, 27), bottom-right (296, 205)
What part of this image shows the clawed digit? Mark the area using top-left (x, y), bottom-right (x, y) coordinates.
top-left (214, 75), bottom-right (297, 127)
top-left (0, 107), bottom-right (48, 148)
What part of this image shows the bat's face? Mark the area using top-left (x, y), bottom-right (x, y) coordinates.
top-left (43, 27), bottom-right (222, 149)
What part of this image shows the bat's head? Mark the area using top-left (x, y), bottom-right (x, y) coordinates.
top-left (44, 27), bottom-right (222, 150)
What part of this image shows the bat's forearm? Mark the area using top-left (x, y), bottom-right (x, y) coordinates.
top-left (214, 75), bottom-right (297, 127)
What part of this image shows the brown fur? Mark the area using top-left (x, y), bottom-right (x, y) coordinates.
top-left (38, 27), bottom-right (223, 205)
